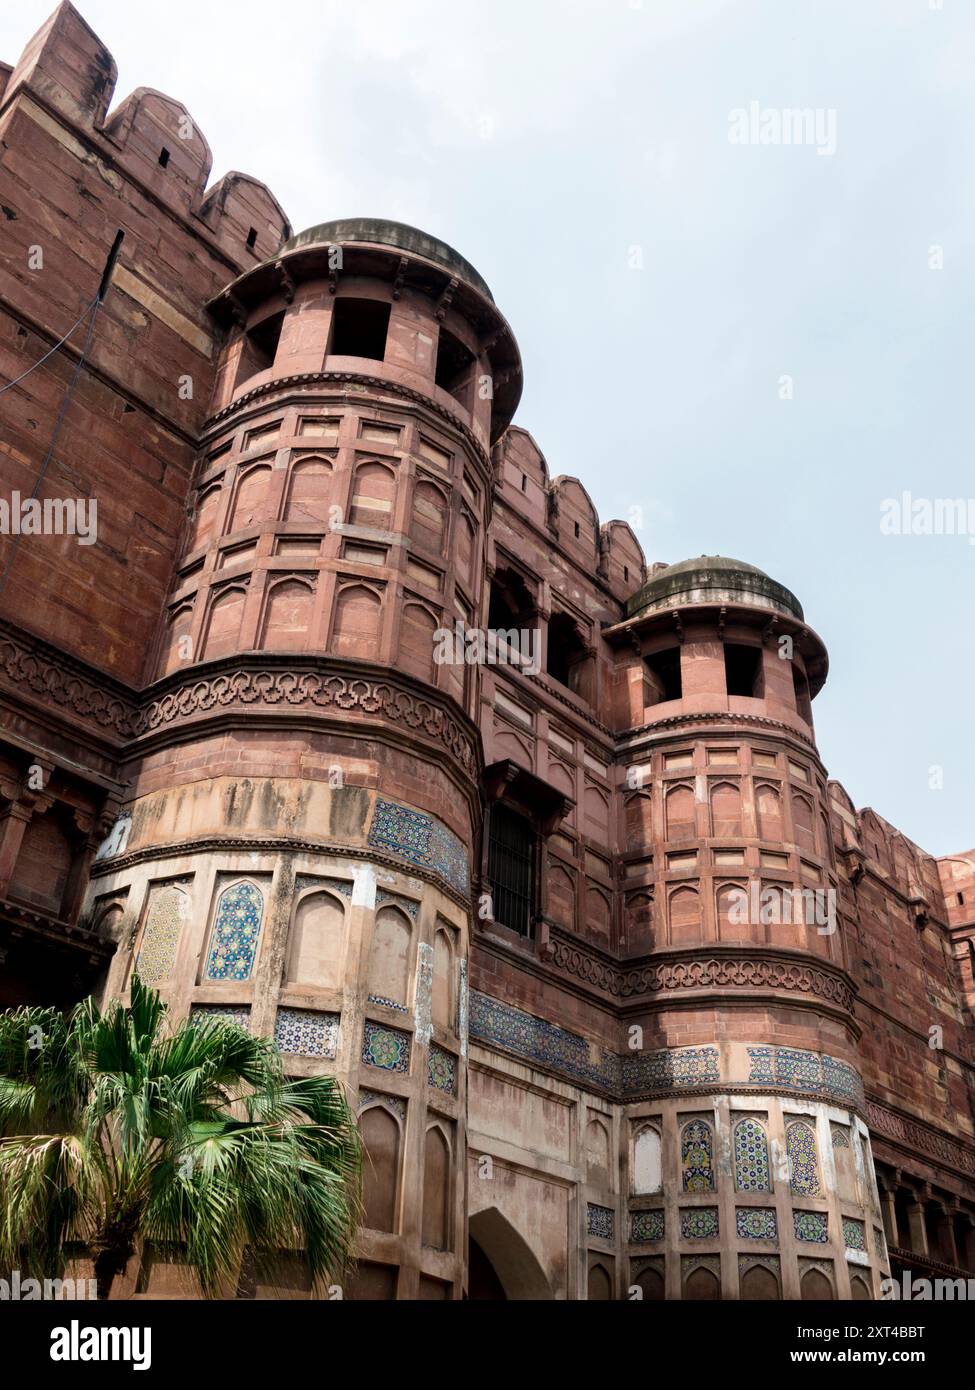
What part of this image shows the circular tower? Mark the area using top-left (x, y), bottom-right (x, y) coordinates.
top-left (607, 556), bottom-right (887, 1300)
top-left (89, 220), bottom-right (522, 1300)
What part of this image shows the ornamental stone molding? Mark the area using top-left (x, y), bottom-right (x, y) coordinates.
top-left (865, 1098), bottom-right (975, 1180)
top-left (0, 620), bottom-right (480, 782)
top-left (201, 370), bottom-right (493, 475)
top-left (547, 931), bottom-right (857, 1016)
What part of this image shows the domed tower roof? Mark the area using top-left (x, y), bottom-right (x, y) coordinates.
top-left (280, 219), bottom-right (495, 301)
top-left (626, 555), bottom-right (804, 622)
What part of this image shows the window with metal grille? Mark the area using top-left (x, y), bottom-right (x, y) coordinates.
top-left (487, 804), bottom-right (535, 936)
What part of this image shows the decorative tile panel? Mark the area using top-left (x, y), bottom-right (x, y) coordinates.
top-left (376, 890), bottom-right (419, 919)
top-left (680, 1208), bottom-right (719, 1240)
top-left (681, 1119), bottom-right (715, 1193)
top-left (787, 1121), bottom-right (821, 1197)
top-left (358, 1090), bottom-right (406, 1123)
top-left (831, 1125), bottom-right (851, 1148)
top-left (587, 1204), bottom-right (615, 1240)
top-left (190, 1004), bottom-right (251, 1030)
top-left (368, 799), bottom-right (469, 894)
top-left (274, 1008), bottom-right (339, 1059)
top-left (734, 1117), bottom-right (771, 1192)
top-left (136, 884), bottom-right (187, 985)
top-left (794, 1211), bottom-right (829, 1243)
top-left (469, 995), bottom-right (865, 1108)
top-left (428, 1044), bottom-right (457, 1094)
top-left (736, 1207), bottom-right (778, 1241)
top-left (296, 875), bottom-right (354, 898)
top-left (368, 994), bottom-right (409, 1014)
top-left (747, 1046), bottom-right (864, 1106)
top-left (203, 882), bottom-right (264, 982)
top-left (630, 1210), bottom-right (665, 1243)
top-left (843, 1218), bottom-right (866, 1251)
top-left (361, 1021), bottom-right (412, 1074)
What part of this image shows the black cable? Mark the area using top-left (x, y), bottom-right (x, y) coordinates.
top-left (0, 297), bottom-right (99, 398)
top-left (0, 229), bottom-right (124, 605)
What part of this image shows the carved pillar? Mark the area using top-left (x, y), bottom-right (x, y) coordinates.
top-left (937, 1204), bottom-right (959, 1268)
top-left (878, 1180), bottom-right (899, 1249)
top-left (0, 803), bottom-right (32, 900)
top-left (906, 1198), bottom-right (929, 1258)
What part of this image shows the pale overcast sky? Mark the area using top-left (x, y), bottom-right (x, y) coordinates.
top-left (3, 1), bottom-right (973, 857)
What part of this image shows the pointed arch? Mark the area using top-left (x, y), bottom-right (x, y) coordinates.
top-left (188, 482), bottom-right (222, 552)
top-left (733, 1117), bottom-right (771, 1192)
top-left (203, 880), bottom-right (264, 981)
top-left (359, 1102), bottom-right (401, 1234)
top-left (665, 783), bottom-right (695, 841)
top-left (400, 601), bottom-right (439, 683)
top-left (228, 462), bottom-right (273, 533)
top-left (421, 1124), bottom-right (451, 1250)
top-left (350, 459), bottom-right (396, 529)
top-left (466, 1207), bottom-right (552, 1301)
top-left (786, 1121), bottom-right (821, 1196)
top-left (432, 926), bottom-right (455, 1031)
top-left (368, 904), bottom-right (412, 1007)
top-left (410, 477), bottom-right (449, 553)
top-left (201, 584), bottom-right (247, 661)
top-left (668, 884), bottom-right (702, 945)
top-left (632, 1126), bottom-right (662, 1194)
top-left (331, 582), bottom-right (382, 658)
top-left (260, 575), bottom-right (315, 651)
top-left (284, 455), bottom-right (333, 524)
top-left (710, 780), bottom-right (742, 836)
top-left (681, 1119), bottom-right (715, 1192)
top-left (287, 888), bottom-right (345, 988)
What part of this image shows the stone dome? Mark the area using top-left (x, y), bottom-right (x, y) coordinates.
top-left (280, 218), bottom-right (494, 301)
top-left (626, 554), bottom-right (804, 622)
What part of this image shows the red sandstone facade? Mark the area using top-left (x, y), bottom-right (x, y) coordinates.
top-left (1, 4), bottom-right (973, 1301)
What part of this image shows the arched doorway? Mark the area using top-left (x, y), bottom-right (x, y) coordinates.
top-left (467, 1208), bottom-right (552, 1300)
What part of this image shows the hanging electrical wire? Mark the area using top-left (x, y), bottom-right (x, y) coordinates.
top-left (0, 230), bottom-right (125, 604)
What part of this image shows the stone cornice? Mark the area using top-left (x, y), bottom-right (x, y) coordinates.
top-left (618, 710), bottom-right (820, 755)
top-left (475, 928), bottom-right (859, 1027)
top-left (202, 370), bottom-right (493, 480)
top-left (866, 1095), bottom-right (975, 1183)
top-left (0, 621), bottom-right (481, 793)
top-left (87, 835), bottom-right (473, 913)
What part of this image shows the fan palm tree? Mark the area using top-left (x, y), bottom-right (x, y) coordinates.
top-left (0, 976), bottom-right (361, 1299)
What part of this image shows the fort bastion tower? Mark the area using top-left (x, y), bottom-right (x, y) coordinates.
top-left (2, 3), bottom-right (974, 1302)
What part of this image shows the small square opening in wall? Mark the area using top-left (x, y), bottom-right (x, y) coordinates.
top-left (434, 325), bottom-right (475, 405)
top-left (724, 642), bottom-right (764, 698)
top-left (645, 647), bottom-right (682, 704)
top-left (329, 298), bottom-right (391, 361)
top-left (158, 147), bottom-right (170, 168)
top-left (246, 226), bottom-right (258, 250)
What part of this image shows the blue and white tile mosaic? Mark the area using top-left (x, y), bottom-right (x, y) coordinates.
top-left (734, 1118), bottom-right (771, 1192)
top-left (469, 994), bottom-right (865, 1107)
top-left (428, 1044), bottom-right (456, 1094)
top-left (190, 1004), bottom-right (251, 1030)
top-left (736, 1208), bottom-right (778, 1241)
top-left (358, 1090), bottom-right (406, 1123)
top-left (136, 885), bottom-right (187, 985)
top-left (680, 1208), bottom-right (719, 1240)
top-left (376, 890), bottom-right (419, 920)
top-left (587, 1204), bottom-right (615, 1240)
top-left (274, 1008), bottom-right (339, 1059)
top-left (367, 994), bottom-right (410, 1014)
top-left (356, 1089), bottom-right (406, 1123)
top-left (843, 1218), bottom-right (866, 1251)
top-left (787, 1122), bottom-right (821, 1197)
top-left (747, 1046), bottom-right (865, 1107)
top-left (203, 882), bottom-right (264, 982)
top-left (361, 1021), bottom-right (412, 1074)
top-left (631, 1210), bottom-right (665, 1243)
top-left (368, 799), bottom-right (469, 894)
top-left (794, 1211), bottom-right (829, 1243)
top-left (296, 875), bottom-right (354, 898)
